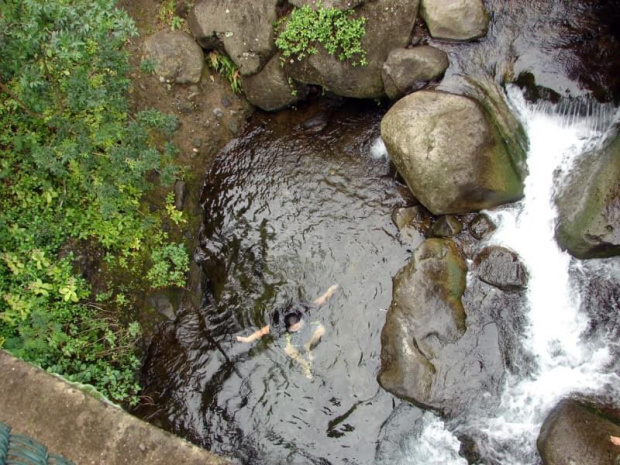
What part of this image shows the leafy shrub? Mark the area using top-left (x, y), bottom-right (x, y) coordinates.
top-left (275, 4), bottom-right (367, 66)
top-left (147, 243), bottom-right (190, 289)
top-left (0, 0), bottom-right (188, 405)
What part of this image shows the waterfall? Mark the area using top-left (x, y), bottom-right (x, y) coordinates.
top-left (399, 87), bottom-right (620, 465)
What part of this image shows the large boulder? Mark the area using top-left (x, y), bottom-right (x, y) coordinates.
top-left (378, 238), bottom-right (511, 416)
top-left (379, 236), bottom-right (529, 416)
top-left (289, 0), bottom-right (365, 10)
top-left (555, 132), bottom-right (620, 259)
top-left (188, 0), bottom-right (278, 76)
top-left (420, 0), bottom-right (489, 41)
top-left (143, 31), bottom-right (205, 84)
top-left (382, 46), bottom-right (449, 100)
top-left (381, 90), bottom-right (526, 214)
top-left (284, 0), bottom-right (419, 98)
top-left (537, 399), bottom-right (620, 465)
top-left (242, 55), bottom-right (308, 111)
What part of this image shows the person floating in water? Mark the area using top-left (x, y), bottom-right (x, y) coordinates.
top-left (236, 284), bottom-right (339, 378)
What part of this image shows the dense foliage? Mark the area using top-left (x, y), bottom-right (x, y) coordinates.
top-left (275, 4), bottom-right (367, 66)
top-left (0, 0), bottom-right (188, 404)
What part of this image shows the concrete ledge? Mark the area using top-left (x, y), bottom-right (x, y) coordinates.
top-left (0, 351), bottom-right (229, 465)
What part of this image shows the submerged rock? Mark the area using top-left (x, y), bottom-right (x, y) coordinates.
top-left (242, 55), bottom-right (308, 111)
top-left (420, 0), bottom-right (489, 41)
top-left (555, 132), bottom-right (620, 259)
top-left (143, 31), bottom-right (205, 84)
top-left (473, 246), bottom-right (528, 292)
top-left (381, 90), bottom-right (525, 214)
top-left (537, 399), bottom-right (620, 465)
top-left (284, 0), bottom-right (419, 98)
top-left (428, 215), bottom-right (463, 238)
top-left (382, 46), bottom-right (449, 100)
top-left (188, 0), bottom-right (278, 76)
top-left (392, 205), bottom-right (433, 235)
top-left (468, 213), bottom-right (496, 240)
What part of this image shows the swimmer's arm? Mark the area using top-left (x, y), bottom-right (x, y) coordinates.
top-left (236, 325), bottom-right (270, 343)
top-left (313, 284), bottom-right (339, 307)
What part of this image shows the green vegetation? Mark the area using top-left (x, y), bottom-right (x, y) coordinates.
top-left (0, 0), bottom-right (188, 405)
top-left (207, 51), bottom-right (242, 94)
top-left (158, 0), bottom-right (185, 31)
top-left (275, 4), bottom-right (367, 66)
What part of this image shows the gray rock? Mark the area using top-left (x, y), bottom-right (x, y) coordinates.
top-left (285, 0), bottom-right (419, 99)
top-left (375, 403), bottom-right (424, 463)
top-left (429, 215), bottom-right (462, 237)
top-left (420, 0), bottom-right (489, 41)
top-left (289, 0), bottom-right (365, 10)
top-left (143, 31), bottom-right (204, 84)
top-left (379, 238), bottom-right (516, 417)
top-left (174, 180), bottom-right (187, 211)
top-left (147, 290), bottom-right (181, 320)
top-left (381, 90), bottom-right (525, 214)
top-left (188, 0), bottom-right (278, 76)
top-left (300, 111), bottom-right (329, 133)
top-left (473, 246), bottom-right (528, 292)
top-left (242, 54), bottom-right (308, 111)
top-left (468, 213), bottom-right (496, 240)
top-left (555, 131), bottom-right (620, 259)
top-left (382, 46), bottom-right (449, 100)
top-left (537, 399), bottom-right (620, 465)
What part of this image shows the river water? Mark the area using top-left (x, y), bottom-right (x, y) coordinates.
top-left (136, 0), bottom-right (620, 463)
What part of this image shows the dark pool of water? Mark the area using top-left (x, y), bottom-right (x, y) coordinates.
top-left (136, 101), bottom-right (421, 464)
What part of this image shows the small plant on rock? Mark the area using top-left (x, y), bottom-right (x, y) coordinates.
top-left (275, 4), bottom-right (367, 66)
top-left (207, 51), bottom-right (242, 94)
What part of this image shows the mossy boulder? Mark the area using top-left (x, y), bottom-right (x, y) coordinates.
top-left (378, 239), bottom-right (467, 412)
top-left (420, 0), bottom-right (489, 41)
top-left (381, 90), bottom-right (525, 214)
top-left (284, 0), bottom-right (419, 98)
top-left (382, 46), bottom-right (449, 100)
top-left (143, 31), bottom-right (204, 84)
top-left (555, 132), bottom-right (620, 259)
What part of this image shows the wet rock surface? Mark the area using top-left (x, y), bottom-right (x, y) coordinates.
top-left (537, 399), bottom-right (620, 465)
top-left (188, 0), bottom-right (278, 76)
top-left (473, 246), bottom-right (528, 292)
top-left (285, 0), bottom-right (419, 98)
top-left (382, 46), bottom-right (449, 100)
top-left (468, 213), bottom-right (496, 240)
top-left (381, 90), bottom-right (525, 214)
top-left (143, 31), bottom-right (205, 84)
top-left (428, 215), bottom-right (463, 238)
top-left (420, 0), bottom-right (489, 41)
top-left (555, 131), bottom-right (620, 259)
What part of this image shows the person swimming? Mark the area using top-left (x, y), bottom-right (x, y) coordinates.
top-left (236, 284), bottom-right (339, 377)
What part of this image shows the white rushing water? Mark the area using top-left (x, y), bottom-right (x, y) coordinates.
top-left (398, 87), bottom-right (620, 465)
